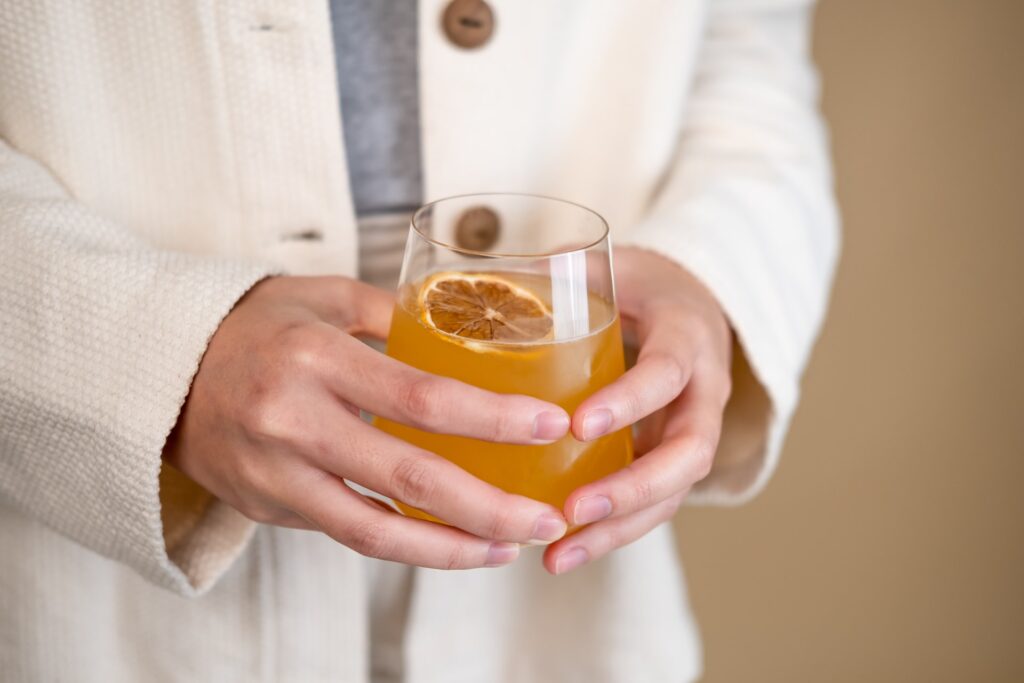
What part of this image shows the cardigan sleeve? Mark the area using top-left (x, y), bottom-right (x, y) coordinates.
top-left (620, 0), bottom-right (841, 504)
top-left (0, 138), bottom-right (278, 595)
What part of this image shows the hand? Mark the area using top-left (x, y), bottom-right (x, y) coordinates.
top-left (543, 247), bottom-right (733, 574)
top-left (164, 276), bottom-right (571, 570)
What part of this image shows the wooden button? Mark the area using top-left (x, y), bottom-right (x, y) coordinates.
top-left (455, 206), bottom-right (501, 251)
top-left (442, 0), bottom-right (494, 50)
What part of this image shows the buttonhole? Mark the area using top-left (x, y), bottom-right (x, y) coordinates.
top-left (458, 17), bottom-right (484, 29)
top-left (251, 23), bottom-right (275, 32)
top-left (281, 229), bottom-right (323, 242)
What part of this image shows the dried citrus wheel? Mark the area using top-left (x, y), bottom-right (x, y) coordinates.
top-left (419, 272), bottom-right (554, 342)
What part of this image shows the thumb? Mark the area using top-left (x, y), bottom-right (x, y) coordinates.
top-left (348, 280), bottom-right (396, 339)
top-left (302, 276), bottom-right (396, 339)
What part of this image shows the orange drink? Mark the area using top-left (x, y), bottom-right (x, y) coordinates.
top-left (376, 271), bottom-right (633, 518)
top-left (374, 193), bottom-right (632, 522)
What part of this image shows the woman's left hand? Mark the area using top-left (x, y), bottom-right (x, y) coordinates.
top-left (543, 246), bottom-right (734, 575)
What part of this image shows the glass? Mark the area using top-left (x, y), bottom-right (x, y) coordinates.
top-left (375, 193), bottom-right (633, 521)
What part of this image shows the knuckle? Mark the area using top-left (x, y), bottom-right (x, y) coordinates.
top-left (647, 350), bottom-right (688, 393)
top-left (276, 323), bottom-right (330, 371)
top-left (629, 475), bottom-right (656, 510)
top-left (347, 519), bottom-right (394, 560)
top-left (489, 399), bottom-right (519, 442)
top-left (598, 522), bottom-right (630, 554)
top-left (442, 542), bottom-right (467, 570)
top-left (397, 376), bottom-right (444, 425)
top-left (388, 456), bottom-right (439, 507)
top-left (480, 498), bottom-right (517, 540)
top-left (687, 437), bottom-right (716, 482)
top-left (612, 525), bottom-right (636, 551)
top-left (241, 392), bottom-right (292, 441)
top-left (620, 385), bottom-right (646, 423)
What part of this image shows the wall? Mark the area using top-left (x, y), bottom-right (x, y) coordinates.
top-left (674, 1), bottom-right (1024, 680)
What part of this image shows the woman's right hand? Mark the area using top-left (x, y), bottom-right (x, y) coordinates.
top-left (163, 275), bottom-right (571, 569)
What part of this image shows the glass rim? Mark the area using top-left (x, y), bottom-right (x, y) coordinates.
top-left (410, 192), bottom-right (610, 259)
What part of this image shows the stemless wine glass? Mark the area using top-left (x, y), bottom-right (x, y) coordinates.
top-left (375, 193), bottom-right (633, 521)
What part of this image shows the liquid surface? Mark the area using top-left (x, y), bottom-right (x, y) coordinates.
top-left (375, 271), bottom-right (634, 520)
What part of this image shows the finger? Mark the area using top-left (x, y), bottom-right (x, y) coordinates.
top-left (570, 321), bottom-right (694, 442)
top-left (542, 491), bottom-right (685, 575)
top-left (301, 277), bottom-right (397, 339)
top-left (330, 333), bottom-right (570, 445)
top-left (266, 511), bottom-right (318, 531)
top-left (235, 500), bottom-right (319, 531)
top-left (347, 280), bottom-right (396, 339)
top-left (634, 406), bottom-right (668, 456)
top-left (319, 412), bottom-right (569, 545)
top-left (563, 375), bottom-right (727, 526)
top-left (291, 470), bottom-right (522, 570)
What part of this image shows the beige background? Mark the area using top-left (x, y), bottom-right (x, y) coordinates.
top-left (673, 1), bottom-right (1024, 680)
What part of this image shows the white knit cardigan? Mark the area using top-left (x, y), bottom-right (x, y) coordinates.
top-left (0, 1), bottom-right (838, 681)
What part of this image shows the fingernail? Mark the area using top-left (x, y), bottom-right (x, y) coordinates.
top-left (554, 546), bottom-right (589, 575)
top-left (573, 495), bottom-right (612, 525)
top-left (581, 409), bottom-right (613, 441)
top-left (533, 410), bottom-right (570, 441)
top-left (529, 513), bottom-right (568, 544)
top-left (485, 542), bottom-right (520, 567)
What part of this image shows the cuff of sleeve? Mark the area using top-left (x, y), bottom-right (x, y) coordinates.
top-left (136, 263), bottom-right (276, 595)
top-left (159, 464), bottom-right (256, 594)
top-left (618, 228), bottom-right (800, 505)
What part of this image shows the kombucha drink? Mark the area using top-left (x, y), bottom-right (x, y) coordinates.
top-left (375, 270), bottom-right (633, 520)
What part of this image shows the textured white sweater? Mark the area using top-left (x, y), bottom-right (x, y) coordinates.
top-left (0, 1), bottom-right (838, 681)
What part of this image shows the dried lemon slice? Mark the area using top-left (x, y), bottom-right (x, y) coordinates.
top-left (419, 272), bottom-right (554, 343)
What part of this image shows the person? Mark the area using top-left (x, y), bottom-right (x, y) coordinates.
top-left (0, 1), bottom-right (838, 681)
